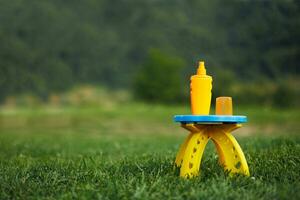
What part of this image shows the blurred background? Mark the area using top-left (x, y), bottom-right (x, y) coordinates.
top-left (0, 0), bottom-right (299, 136)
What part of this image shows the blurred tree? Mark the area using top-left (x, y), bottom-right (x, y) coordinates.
top-left (273, 82), bottom-right (296, 108)
top-left (133, 49), bottom-right (185, 103)
top-left (212, 69), bottom-right (235, 99)
top-left (0, 0), bottom-right (298, 105)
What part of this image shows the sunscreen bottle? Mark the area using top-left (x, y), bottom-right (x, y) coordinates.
top-left (190, 61), bottom-right (212, 115)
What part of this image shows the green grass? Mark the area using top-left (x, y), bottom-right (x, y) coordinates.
top-left (0, 104), bottom-right (299, 199)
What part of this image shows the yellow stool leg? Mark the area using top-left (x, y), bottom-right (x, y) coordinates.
top-left (175, 124), bottom-right (202, 167)
top-left (210, 124), bottom-right (250, 176)
top-left (174, 124), bottom-right (249, 178)
top-left (180, 126), bottom-right (210, 178)
top-left (175, 132), bottom-right (193, 167)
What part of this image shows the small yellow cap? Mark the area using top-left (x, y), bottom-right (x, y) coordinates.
top-left (197, 61), bottom-right (206, 75)
top-left (216, 97), bottom-right (233, 115)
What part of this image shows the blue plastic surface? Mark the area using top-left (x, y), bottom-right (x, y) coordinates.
top-left (174, 115), bottom-right (247, 124)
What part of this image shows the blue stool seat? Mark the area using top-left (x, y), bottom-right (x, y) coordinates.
top-left (174, 115), bottom-right (247, 124)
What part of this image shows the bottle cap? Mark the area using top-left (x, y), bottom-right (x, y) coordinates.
top-left (197, 61), bottom-right (206, 75)
top-left (216, 97), bottom-right (233, 115)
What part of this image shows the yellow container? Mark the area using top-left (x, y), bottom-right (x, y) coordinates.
top-left (190, 61), bottom-right (212, 115)
top-left (216, 97), bottom-right (233, 115)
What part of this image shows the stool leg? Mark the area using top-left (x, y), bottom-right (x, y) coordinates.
top-left (211, 125), bottom-right (250, 176)
top-left (213, 141), bottom-right (226, 166)
top-left (175, 132), bottom-right (193, 167)
top-left (180, 130), bottom-right (210, 178)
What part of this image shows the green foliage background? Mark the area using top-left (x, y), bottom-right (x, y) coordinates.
top-left (133, 49), bottom-right (185, 103)
top-left (0, 0), bottom-right (299, 105)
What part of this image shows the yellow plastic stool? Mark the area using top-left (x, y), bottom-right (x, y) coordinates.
top-left (174, 122), bottom-right (249, 178)
top-left (173, 61), bottom-right (249, 178)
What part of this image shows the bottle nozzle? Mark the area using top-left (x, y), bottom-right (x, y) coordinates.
top-left (197, 61), bottom-right (206, 75)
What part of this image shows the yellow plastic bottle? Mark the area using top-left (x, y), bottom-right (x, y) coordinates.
top-left (190, 61), bottom-right (212, 115)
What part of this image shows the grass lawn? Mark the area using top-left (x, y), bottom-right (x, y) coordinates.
top-left (0, 103), bottom-right (299, 199)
